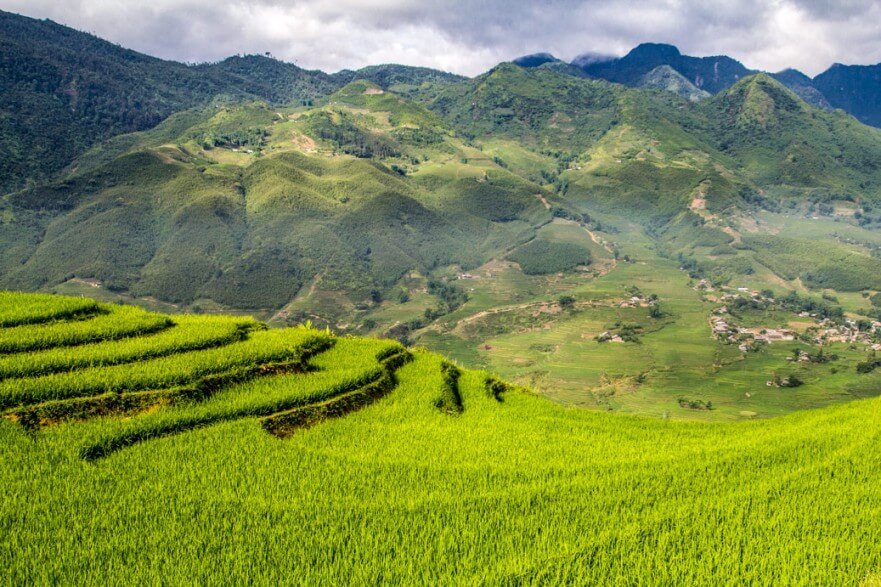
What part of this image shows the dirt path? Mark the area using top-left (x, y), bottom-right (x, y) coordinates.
top-left (689, 183), bottom-right (743, 244)
top-left (583, 226), bottom-right (615, 256)
top-left (577, 224), bottom-right (618, 276)
top-left (270, 272), bottom-right (324, 323)
top-left (447, 298), bottom-right (625, 335)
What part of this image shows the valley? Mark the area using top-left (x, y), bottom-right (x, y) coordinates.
top-left (5, 56), bottom-right (881, 421)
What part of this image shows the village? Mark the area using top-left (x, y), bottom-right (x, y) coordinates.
top-left (698, 281), bottom-right (881, 353)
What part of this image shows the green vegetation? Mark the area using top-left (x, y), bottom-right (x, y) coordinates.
top-left (0, 305), bottom-right (172, 353)
top-left (2, 292), bottom-right (881, 583)
top-left (0, 291), bottom-right (99, 326)
top-left (6, 21), bottom-right (881, 431)
top-left (507, 238), bottom-right (592, 274)
top-left (8, 16), bottom-right (881, 581)
top-left (0, 327), bottom-right (332, 409)
top-left (0, 315), bottom-right (256, 379)
top-left (0, 11), bottom-right (467, 194)
top-left (743, 234), bottom-right (881, 291)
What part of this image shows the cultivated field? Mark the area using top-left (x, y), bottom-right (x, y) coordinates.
top-left (1, 292), bottom-right (881, 583)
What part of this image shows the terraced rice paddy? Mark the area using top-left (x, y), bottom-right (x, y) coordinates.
top-left (2, 292), bottom-right (881, 583)
top-left (0, 293), bottom-right (410, 454)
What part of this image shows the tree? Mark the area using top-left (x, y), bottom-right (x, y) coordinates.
top-left (558, 295), bottom-right (575, 309)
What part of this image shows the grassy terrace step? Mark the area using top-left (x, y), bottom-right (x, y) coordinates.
top-left (5, 341), bottom-right (357, 428)
top-left (262, 349), bottom-right (412, 438)
top-left (0, 292), bottom-right (100, 327)
top-left (0, 315), bottom-right (258, 379)
top-left (79, 338), bottom-right (405, 460)
top-left (0, 328), bottom-right (332, 409)
top-left (0, 305), bottom-right (172, 353)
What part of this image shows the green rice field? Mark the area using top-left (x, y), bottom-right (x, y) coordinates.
top-left (1, 291), bottom-right (881, 583)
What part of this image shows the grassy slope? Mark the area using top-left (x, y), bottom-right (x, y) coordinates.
top-left (2, 345), bottom-right (880, 582)
top-left (2, 295), bottom-right (880, 583)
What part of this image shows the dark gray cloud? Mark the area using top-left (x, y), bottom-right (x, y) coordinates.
top-left (2, 0), bottom-right (880, 76)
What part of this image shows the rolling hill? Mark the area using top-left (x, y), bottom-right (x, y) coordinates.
top-left (0, 84), bottom-right (551, 317)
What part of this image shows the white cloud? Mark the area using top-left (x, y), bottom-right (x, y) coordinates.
top-left (1, 0), bottom-right (880, 76)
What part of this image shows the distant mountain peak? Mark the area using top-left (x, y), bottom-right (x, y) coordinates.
top-left (774, 67), bottom-right (810, 80)
top-left (512, 53), bottom-right (560, 68)
top-left (814, 61), bottom-right (881, 126)
top-left (628, 43), bottom-right (682, 60)
top-left (640, 65), bottom-right (710, 101)
top-left (573, 42), bottom-right (752, 94)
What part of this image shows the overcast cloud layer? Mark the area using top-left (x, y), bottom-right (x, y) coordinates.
top-left (2, 0), bottom-right (880, 76)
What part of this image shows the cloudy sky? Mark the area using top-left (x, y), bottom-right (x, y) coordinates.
top-left (2, 0), bottom-right (880, 76)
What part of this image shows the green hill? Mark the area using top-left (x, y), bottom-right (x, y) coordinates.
top-left (0, 92), bottom-right (550, 319)
top-left (0, 10), bottom-right (341, 194)
top-left (424, 62), bottom-right (623, 148)
top-left (0, 10), bottom-right (464, 195)
top-left (699, 74), bottom-right (881, 192)
top-left (2, 292), bottom-right (881, 583)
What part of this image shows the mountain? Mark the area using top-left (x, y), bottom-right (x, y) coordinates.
top-left (0, 10), bottom-right (334, 194)
top-left (424, 62), bottom-right (623, 148)
top-left (570, 43), bottom-right (881, 125)
top-left (7, 59), bottom-right (881, 322)
top-left (814, 62), bottom-right (881, 127)
top-left (0, 10), bottom-right (462, 195)
top-left (577, 43), bottom-right (753, 93)
top-left (7, 16), bottom-right (881, 426)
top-left (699, 74), bottom-right (881, 190)
top-left (0, 84), bottom-right (549, 316)
top-left (769, 69), bottom-right (830, 110)
top-left (512, 53), bottom-right (561, 68)
top-left (639, 65), bottom-right (710, 101)
top-left (332, 64), bottom-right (466, 92)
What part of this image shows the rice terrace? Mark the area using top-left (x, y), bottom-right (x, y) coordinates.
top-left (1, 293), bottom-right (880, 583)
top-left (4, 1), bottom-right (881, 584)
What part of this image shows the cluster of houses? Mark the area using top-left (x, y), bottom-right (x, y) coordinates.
top-left (709, 312), bottom-right (796, 352)
top-left (710, 288), bottom-right (801, 351)
top-left (619, 294), bottom-right (649, 309)
top-left (708, 290), bottom-right (881, 352)
top-left (694, 279), bottom-right (714, 292)
top-left (815, 318), bottom-right (881, 347)
top-left (596, 331), bottom-right (626, 343)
